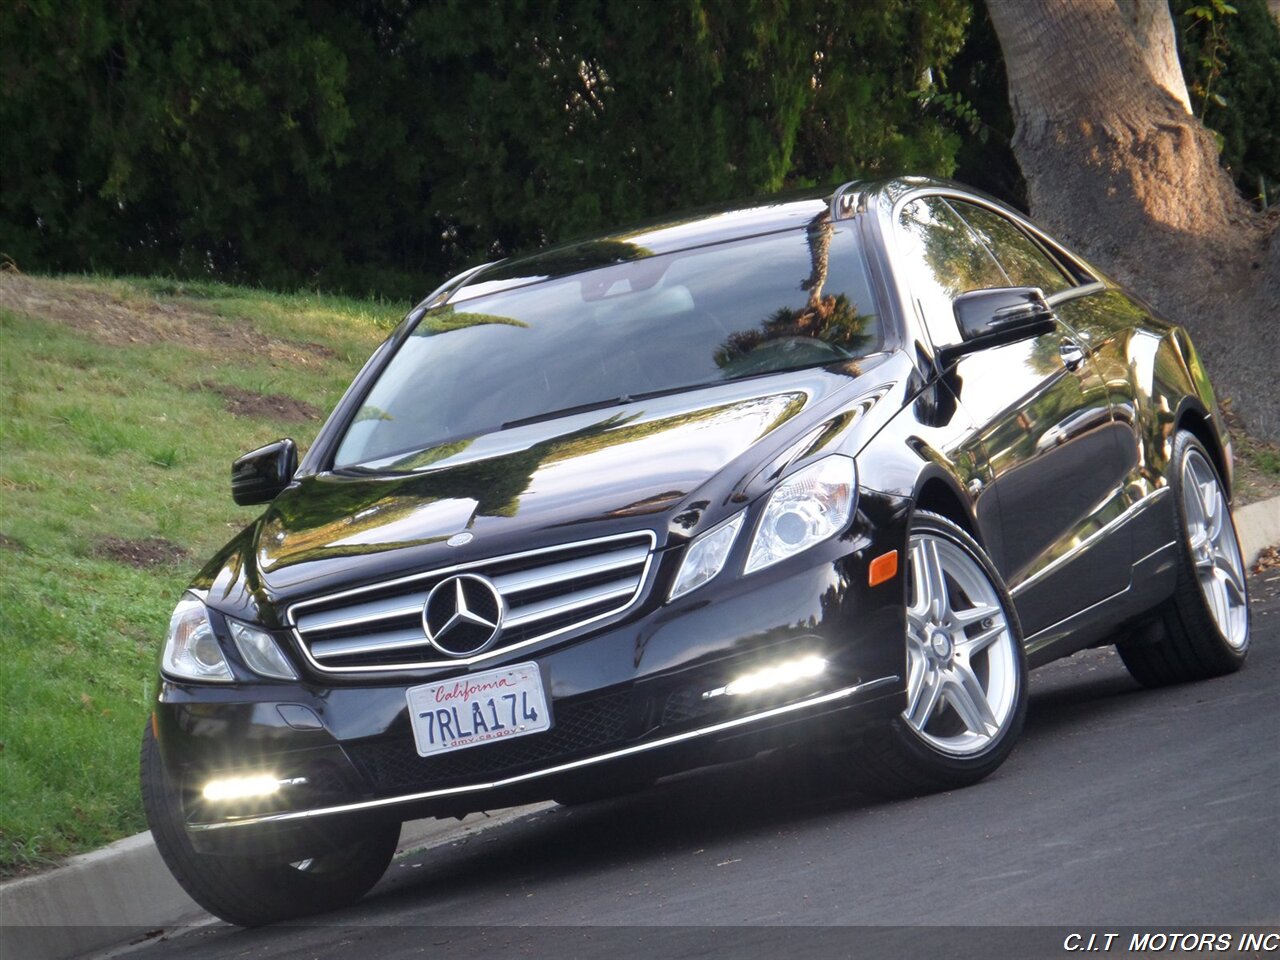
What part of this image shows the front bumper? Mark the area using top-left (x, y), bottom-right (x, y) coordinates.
top-left (155, 500), bottom-right (909, 856)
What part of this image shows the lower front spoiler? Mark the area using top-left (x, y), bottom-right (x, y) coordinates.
top-left (187, 675), bottom-right (899, 856)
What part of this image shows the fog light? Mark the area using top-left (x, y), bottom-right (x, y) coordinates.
top-left (202, 774), bottom-right (304, 802)
top-left (702, 655), bottom-right (827, 700)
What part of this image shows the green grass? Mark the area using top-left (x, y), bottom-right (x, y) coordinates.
top-left (0, 275), bottom-right (405, 875)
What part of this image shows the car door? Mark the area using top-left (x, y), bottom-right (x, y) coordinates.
top-left (893, 194), bottom-right (1132, 643)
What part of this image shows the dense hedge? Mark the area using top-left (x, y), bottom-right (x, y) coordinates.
top-left (2, 0), bottom-right (1276, 298)
top-left (1171, 0), bottom-right (1280, 205)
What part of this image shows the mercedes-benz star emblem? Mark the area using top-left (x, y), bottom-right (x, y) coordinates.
top-left (423, 574), bottom-right (504, 657)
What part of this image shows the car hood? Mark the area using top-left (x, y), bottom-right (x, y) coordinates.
top-left (198, 355), bottom-right (908, 615)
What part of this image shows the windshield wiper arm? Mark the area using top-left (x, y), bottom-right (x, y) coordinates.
top-left (501, 395), bottom-right (635, 430)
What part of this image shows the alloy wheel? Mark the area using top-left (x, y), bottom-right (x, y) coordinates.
top-left (903, 533), bottom-right (1020, 757)
top-left (1181, 449), bottom-right (1248, 649)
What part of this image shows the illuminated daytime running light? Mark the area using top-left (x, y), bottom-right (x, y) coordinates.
top-left (202, 774), bottom-right (300, 802)
top-left (703, 655), bottom-right (827, 700)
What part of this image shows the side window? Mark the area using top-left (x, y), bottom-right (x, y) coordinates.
top-left (895, 195), bottom-right (1007, 347)
top-left (950, 201), bottom-right (1074, 295)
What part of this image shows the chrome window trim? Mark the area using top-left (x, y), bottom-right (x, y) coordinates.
top-left (187, 674), bottom-right (899, 832)
top-left (1045, 281), bottom-right (1106, 308)
top-left (888, 186), bottom-right (1100, 288)
top-left (286, 530), bottom-right (658, 674)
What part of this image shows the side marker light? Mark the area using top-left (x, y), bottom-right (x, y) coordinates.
top-left (869, 550), bottom-right (899, 587)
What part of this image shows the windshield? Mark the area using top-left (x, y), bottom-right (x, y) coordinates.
top-left (334, 219), bottom-right (883, 469)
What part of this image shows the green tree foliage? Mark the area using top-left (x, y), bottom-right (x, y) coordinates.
top-left (1, 1), bottom-right (355, 286)
top-left (939, 1), bottom-right (1024, 208)
top-left (1, 0), bottom-right (971, 298)
top-left (1170, 0), bottom-right (1280, 205)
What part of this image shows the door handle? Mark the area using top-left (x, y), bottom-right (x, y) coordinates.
top-left (1059, 340), bottom-right (1085, 371)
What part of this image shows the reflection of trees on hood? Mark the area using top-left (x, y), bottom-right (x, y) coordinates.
top-left (263, 393), bottom-right (809, 569)
top-left (714, 211), bottom-right (873, 366)
top-left (261, 416), bottom-right (627, 568)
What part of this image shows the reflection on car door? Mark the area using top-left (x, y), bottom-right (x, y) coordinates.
top-left (895, 196), bottom-right (1133, 644)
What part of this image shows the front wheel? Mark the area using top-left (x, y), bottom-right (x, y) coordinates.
top-left (140, 724), bottom-right (399, 926)
top-left (831, 511), bottom-right (1028, 798)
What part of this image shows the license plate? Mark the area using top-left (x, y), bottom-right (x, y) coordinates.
top-left (405, 662), bottom-right (552, 758)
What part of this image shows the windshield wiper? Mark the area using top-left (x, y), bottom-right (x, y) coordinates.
top-left (501, 395), bottom-right (637, 430)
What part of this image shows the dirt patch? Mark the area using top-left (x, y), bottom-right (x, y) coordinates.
top-left (0, 274), bottom-right (330, 366)
top-left (1221, 399), bottom-right (1280, 506)
top-left (93, 536), bottom-right (188, 569)
top-left (194, 381), bottom-right (322, 423)
top-left (300, 341), bottom-right (340, 359)
top-left (0, 533), bottom-right (28, 552)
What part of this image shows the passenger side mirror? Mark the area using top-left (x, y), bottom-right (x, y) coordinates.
top-left (231, 438), bottom-right (298, 505)
top-left (941, 287), bottom-right (1056, 364)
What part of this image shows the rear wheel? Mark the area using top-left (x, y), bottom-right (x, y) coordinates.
top-left (140, 724), bottom-right (399, 926)
top-left (830, 511), bottom-right (1028, 798)
top-left (1117, 431), bottom-right (1249, 686)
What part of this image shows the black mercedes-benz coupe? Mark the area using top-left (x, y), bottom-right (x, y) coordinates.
top-left (142, 178), bottom-right (1251, 925)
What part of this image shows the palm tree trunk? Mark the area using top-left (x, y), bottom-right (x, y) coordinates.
top-left (987, 0), bottom-right (1279, 440)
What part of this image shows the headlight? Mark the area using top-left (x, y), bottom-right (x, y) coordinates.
top-left (745, 455), bottom-right (856, 574)
top-left (669, 513), bottom-right (745, 601)
top-left (162, 595), bottom-right (233, 682)
top-left (228, 620), bottom-right (298, 681)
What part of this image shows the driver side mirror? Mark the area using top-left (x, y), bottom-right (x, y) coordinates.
top-left (231, 438), bottom-right (298, 505)
top-left (940, 287), bottom-right (1056, 365)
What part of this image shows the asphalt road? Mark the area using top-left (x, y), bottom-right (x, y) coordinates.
top-left (109, 571), bottom-right (1280, 959)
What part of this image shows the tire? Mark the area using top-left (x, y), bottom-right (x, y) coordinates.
top-left (1117, 431), bottom-right (1250, 687)
top-left (830, 510), bottom-right (1028, 798)
top-left (140, 724), bottom-right (399, 926)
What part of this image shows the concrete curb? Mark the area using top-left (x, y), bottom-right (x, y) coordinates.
top-left (1236, 495), bottom-right (1280, 567)
top-left (0, 803), bottom-right (553, 960)
top-left (2, 496), bottom-right (1276, 960)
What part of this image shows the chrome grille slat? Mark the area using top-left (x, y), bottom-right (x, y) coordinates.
top-left (490, 545), bottom-right (647, 595)
top-left (288, 532), bottom-right (655, 672)
top-left (504, 578), bottom-right (640, 629)
top-left (311, 627), bottom-right (430, 659)
top-left (296, 595), bottom-right (427, 634)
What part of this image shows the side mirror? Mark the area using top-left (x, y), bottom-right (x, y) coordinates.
top-left (231, 439), bottom-right (298, 505)
top-left (941, 287), bottom-right (1056, 364)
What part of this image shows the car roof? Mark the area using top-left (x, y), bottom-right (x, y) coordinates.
top-left (437, 176), bottom-right (1043, 308)
top-left (447, 183), bottom-right (869, 305)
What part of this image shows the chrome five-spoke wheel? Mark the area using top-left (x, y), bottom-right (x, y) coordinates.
top-left (833, 511), bottom-right (1027, 798)
top-left (904, 530), bottom-right (1020, 757)
top-left (1116, 430), bottom-right (1249, 688)
top-left (1181, 448), bottom-right (1248, 649)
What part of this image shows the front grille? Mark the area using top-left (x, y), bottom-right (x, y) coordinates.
top-left (288, 532), bottom-right (655, 672)
top-left (347, 690), bottom-right (633, 793)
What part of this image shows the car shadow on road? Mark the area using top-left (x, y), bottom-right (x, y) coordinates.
top-left (354, 649), bottom-right (1170, 921)
top-left (366, 746), bottom-right (864, 910)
